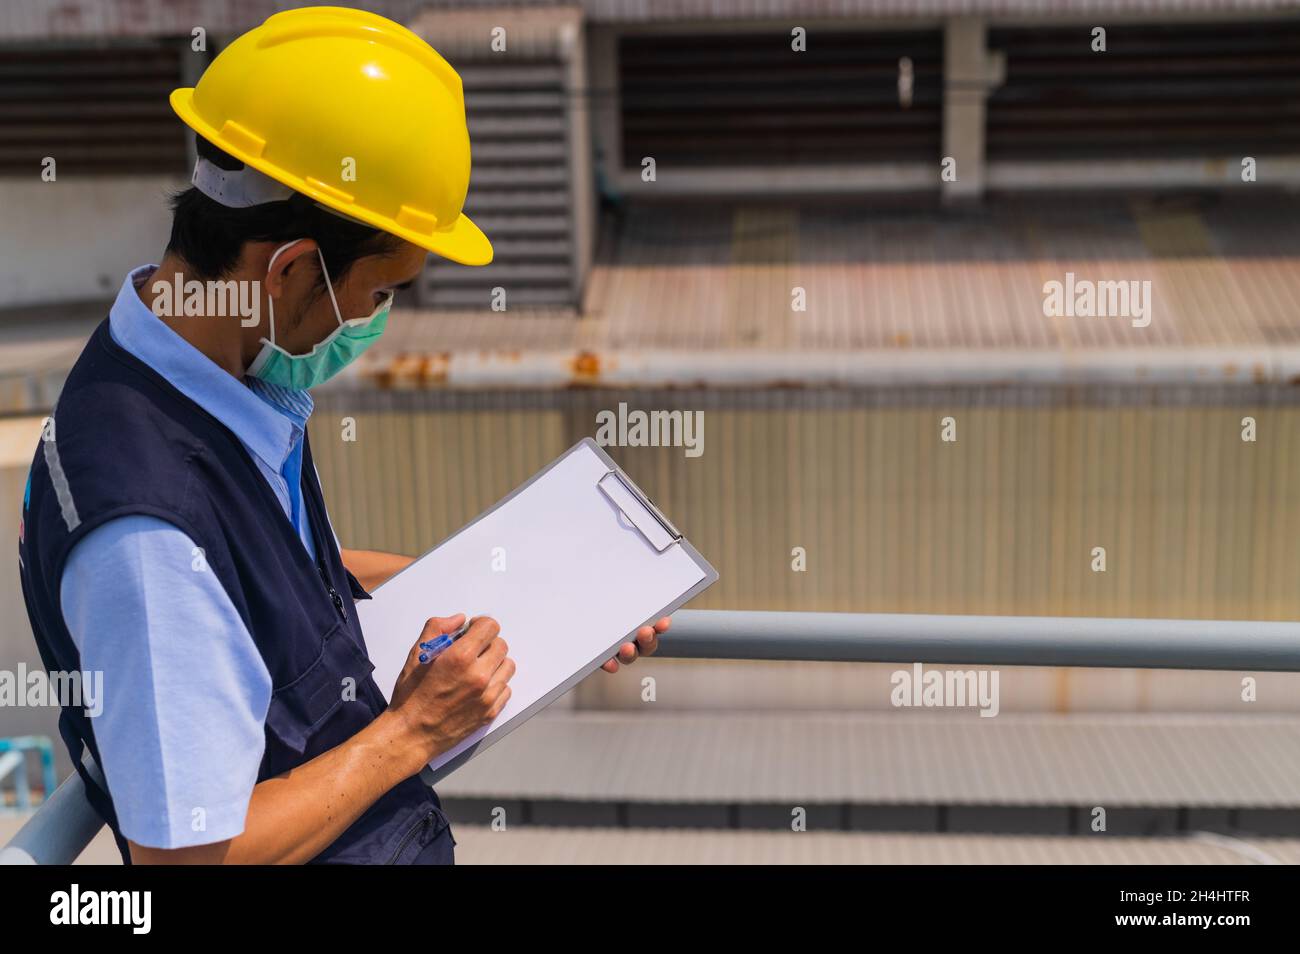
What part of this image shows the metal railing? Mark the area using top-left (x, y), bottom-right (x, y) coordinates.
top-left (0, 737), bottom-right (57, 814)
top-left (659, 609), bottom-right (1300, 671)
top-left (0, 751), bottom-right (107, 865)
top-left (3, 608), bottom-right (1297, 864)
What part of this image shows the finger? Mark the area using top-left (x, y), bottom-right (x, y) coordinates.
top-left (409, 615), bottom-right (467, 670)
top-left (636, 632), bottom-right (659, 657)
top-left (485, 685), bottom-right (512, 720)
top-left (618, 641), bottom-right (638, 663)
top-left (637, 625), bottom-right (655, 641)
top-left (654, 616), bottom-right (671, 633)
top-left (484, 653), bottom-right (516, 689)
top-left (458, 615), bottom-right (501, 654)
top-left (401, 636), bottom-right (433, 676)
top-left (602, 658), bottom-right (619, 674)
top-left (419, 613), bottom-right (466, 641)
top-left (473, 635), bottom-right (508, 672)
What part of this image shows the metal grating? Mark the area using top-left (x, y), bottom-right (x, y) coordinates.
top-left (619, 30), bottom-right (943, 168)
top-left (987, 20), bottom-right (1300, 160)
top-left (419, 60), bottom-right (579, 310)
top-left (11, 817), bottom-right (1297, 865)
top-left (352, 191), bottom-right (1300, 386)
top-left (449, 825), bottom-right (1300, 864)
top-left (435, 711), bottom-right (1300, 808)
top-left (0, 41), bottom-right (188, 175)
top-left (307, 385), bottom-right (1300, 622)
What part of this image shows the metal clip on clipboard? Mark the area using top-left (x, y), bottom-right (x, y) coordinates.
top-left (596, 469), bottom-right (683, 553)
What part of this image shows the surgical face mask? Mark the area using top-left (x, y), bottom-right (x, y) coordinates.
top-left (247, 241), bottom-right (394, 390)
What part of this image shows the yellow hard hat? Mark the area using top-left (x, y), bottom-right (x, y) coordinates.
top-left (169, 5), bottom-right (493, 266)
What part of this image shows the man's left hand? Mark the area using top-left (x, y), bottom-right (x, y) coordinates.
top-left (602, 616), bottom-right (670, 673)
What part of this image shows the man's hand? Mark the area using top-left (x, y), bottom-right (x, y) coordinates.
top-left (132, 614), bottom-right (512, 865)
top-left (602, 616), bottom-right (670, 673)
top-left (387, 614), bottom-right (515, 769)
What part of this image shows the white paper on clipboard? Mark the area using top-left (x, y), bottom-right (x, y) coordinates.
top-left (357, 438), bottom-right (719, 784)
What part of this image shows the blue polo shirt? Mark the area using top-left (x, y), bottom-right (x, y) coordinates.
top-left (56, 264), bottom-right (334, 849)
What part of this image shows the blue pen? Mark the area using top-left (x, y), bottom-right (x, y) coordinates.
top-left (419, 618), bottom-right (473, 664)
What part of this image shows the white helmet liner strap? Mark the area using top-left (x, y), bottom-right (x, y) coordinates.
top-left (192, 156), bottom-right (380, 230)
top-left (192, 156), bottom-right (295, 207)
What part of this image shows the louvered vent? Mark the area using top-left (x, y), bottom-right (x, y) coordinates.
top-left (618, 30), bottom-right (943, 167)
top-left (0, 42), bottom-right (187, 175)
top-left (987, 20), bottom-right (1300, 159)
top-left (418, 61), bottom-right (578, 310)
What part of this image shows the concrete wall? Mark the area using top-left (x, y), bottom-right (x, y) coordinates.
top-left (0, 175), bottom-right (183, 309)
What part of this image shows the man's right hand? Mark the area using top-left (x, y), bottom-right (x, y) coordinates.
top-left (132, 614), bottom-right (513, 864)
top-left (386, 614), bottom-right (514, 771)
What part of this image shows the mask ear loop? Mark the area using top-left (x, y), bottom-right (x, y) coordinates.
top-left (262, 241), bottom-right (349, 352)
top-left (264, 240), bottom-right (303, 350)
top-left (314, 247), bottom-right (346, 329)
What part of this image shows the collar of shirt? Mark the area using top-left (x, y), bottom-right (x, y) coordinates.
top-left (108, 264), bottom-right (315, 475)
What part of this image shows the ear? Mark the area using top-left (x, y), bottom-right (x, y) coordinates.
top-left (262, 240), bottom-right (318, 297)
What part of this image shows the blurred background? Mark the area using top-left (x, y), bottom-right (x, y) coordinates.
top-left (2, 0), bottom-right (1300, 863)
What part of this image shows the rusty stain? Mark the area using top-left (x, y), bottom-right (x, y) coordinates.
top-left (571, 350), bottom-right (602, 384)
top-left (420, 352), bottom-right (450, 386)
top-left (1053, 668), bottom-right (1071, 714)
top-left (392, 354), bottom-right (421, 389)
top-left (368, 352), bottom-right (432, 389)
top-left (357, 349), bottom-right (1291, 390)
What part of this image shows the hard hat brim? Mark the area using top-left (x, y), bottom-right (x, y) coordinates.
top-left (170, 88), bottom-right (494, 267)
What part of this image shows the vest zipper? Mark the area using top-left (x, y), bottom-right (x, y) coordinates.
top-left (317, 561), bottom-right (347, 622)
top-left (386, 808), bottom-right (437, 864)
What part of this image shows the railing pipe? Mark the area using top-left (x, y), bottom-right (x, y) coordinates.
top-left (661, 610), bottom-right (1300, 672)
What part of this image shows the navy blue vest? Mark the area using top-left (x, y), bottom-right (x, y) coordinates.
top-left (19, 318), bottom-right (455, 864)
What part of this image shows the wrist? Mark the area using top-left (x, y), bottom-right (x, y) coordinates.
top-left (366, 709), bottom-right (430, 782)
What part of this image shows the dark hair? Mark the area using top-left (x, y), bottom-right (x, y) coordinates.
top-left (166, 134), bottom-right (404, 285)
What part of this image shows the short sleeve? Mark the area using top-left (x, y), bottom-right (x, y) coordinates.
top-left (60, 515), bottom-right (272, 849)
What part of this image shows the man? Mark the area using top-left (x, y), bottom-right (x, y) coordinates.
top-left (18, 6), bottom-right (668, 865)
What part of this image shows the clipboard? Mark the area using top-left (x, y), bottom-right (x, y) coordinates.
top-left (357, 437), bottom-right (719, 785)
